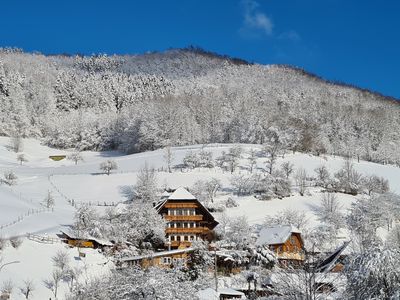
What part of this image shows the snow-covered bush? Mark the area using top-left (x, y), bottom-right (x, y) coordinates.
top-left (9, 237), bottom-right (23, 249)
top-left (2, 170), bottom-right (17, 185)
top-left (333, 160), bottom-right (363, 195)
top-left (70, 267), bottom-right (199, 300)
top-left (362, 174), bottom-right (389, 195)
top-left (230, 173), bottom-right (260, 196)
top-left (264, 209), bottom-right (309, 232)
top-left (224, 197), bottom-right (239, 208)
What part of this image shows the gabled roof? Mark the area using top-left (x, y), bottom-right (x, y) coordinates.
top-left (154, 187), bottom-right (219, 228)
top-left (167, 187), bottom-right (197, 200)
top-left (256, 225), bottom-right (301, 246)
top-left (315, 241), bottom-right (350, 273)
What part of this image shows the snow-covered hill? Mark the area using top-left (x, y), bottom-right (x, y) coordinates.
top-left (1, 48), bottom-right (400, 166)
top-left (0, 137), bottom-right (399, 299)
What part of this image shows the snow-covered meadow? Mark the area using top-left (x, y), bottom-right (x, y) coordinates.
top-left (1, 137), bottom-right (400, 299)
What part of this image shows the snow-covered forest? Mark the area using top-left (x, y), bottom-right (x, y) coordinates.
top-left (1, 47), bottom-right (400, 165)
top-left (1, 47), bottom-right (400, 300)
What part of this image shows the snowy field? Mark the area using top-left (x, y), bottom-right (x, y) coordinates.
top-left (1, 137), bottom-right (400, 299)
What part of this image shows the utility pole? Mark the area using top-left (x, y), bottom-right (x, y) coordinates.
top-left (210, 243), bottom-right (218, 293)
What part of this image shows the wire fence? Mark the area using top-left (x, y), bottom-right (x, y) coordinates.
top-left (0, 207), bottom-right (53, 231)
top-left (27, 233), bottom-right (62, 244)
top-left (48, 174), bottom-right (118, 208)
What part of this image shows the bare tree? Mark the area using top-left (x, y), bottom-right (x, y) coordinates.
top-left (100, 159), bottom-right (118, 175)
top-left (17, 153), bottom-right (28, 165)
top-left (10, 136), bottom-right (23, 153)
top-left (52, 250), bottom-right (70, 273)
top-left (67, 151), bottom-right (84, 165)
top-left (163, 145), bottom-right (174, 173)
top-left (295, 168), bottom-right (308, 196)
top-left (315, 192), bottom-right (344, 231)
top-left (248, 148), bottom-right (257, 173)
top-left (281, 161), bottom-right (294, 179)
top-left (19, 279), bottom-right (34, 299)
top-left (43, 269), bottom-right (63, 299)
top-left (43, 190), bottom-right (55, 209)
top-left (314, 165), bottom-right (330, 188)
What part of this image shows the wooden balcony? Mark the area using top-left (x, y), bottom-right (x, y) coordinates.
top-left (164, 203), bottom-right (198, 209)
top-left (164, 215), bottom-right (203, 221)
top-left (167, 241), bottom-right (192, 248)
top-left (166, 227), bottom-right (210, 234)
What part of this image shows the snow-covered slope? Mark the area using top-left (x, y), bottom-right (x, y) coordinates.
top-left (1, 137), bottom-right (400, 299)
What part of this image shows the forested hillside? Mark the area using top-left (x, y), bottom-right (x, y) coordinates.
top-left (1, 47), bottom-right (399, 165)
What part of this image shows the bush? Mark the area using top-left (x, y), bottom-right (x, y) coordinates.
top-left (9, 237), bottom-right (23, 249)
top-left (225, 197), bottom-right (239, 208)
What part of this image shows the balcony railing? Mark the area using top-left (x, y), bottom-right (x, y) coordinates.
top-left (164, 215), bottom-right (203, 221)
top-left (167, 241), bottom-right (192, 248)
top-left (164, 203), bottom-right (198, 209)
top-left (166, 227), bottom-right (210, 234)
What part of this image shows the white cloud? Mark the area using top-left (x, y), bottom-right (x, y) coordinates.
top-left (241, 0), bottom-right (273, 36)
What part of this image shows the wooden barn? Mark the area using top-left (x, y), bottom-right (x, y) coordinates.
top-left (256, 225), bottom-right (304, 265)
top-left (60, 231), bottom-right (113, 249)
top-left (154, 187), bottom-right (218, 249)
top-left (117, 247), bottom-right (194, 269)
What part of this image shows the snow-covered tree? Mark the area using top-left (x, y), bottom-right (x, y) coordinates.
top-left (43, 190), bottom-right (55, 209)
top-left (294, 168), bottom-right (307, 196)
top-left (362, 175), bottom-right (389, 196)
top-left (281, 161), bottom-right (294, 179)
top-left (163, 145), bottom-right (174, 173)
top-left (334, 159), bottom-right (363, 195)
top-left (314, 192), bottom-right (344, 232)
top-left (16, 153), bottom-right (28, 165)
top-left (2, 170), bottom-right (17, 185)
top-left (131, 164), bottom-right (158, 203)
top-left (100, 159), bottom-right (118, 175)
top-left (19, 279), bottom-right (34, 299)
top-left (314, 165), bottom-right (330, 188)
top-left (247, 148), bottom-right (257, 173)
top-left (264, 209), bottom-right (309, 232)
top-left (345, 248), bottom-right (400, 299)
top-left (70, 267), bottom-right (198, 300)
top-left (67, 151), bottom-right (84, 165)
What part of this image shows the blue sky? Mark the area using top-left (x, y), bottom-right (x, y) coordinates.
top-left (1, 0), bottom-right (399, 98)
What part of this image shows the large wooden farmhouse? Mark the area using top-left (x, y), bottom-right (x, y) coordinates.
top-left (256, 225), bottom-right (304, 265)
top-left (155, 187), bottom-right (218, 249)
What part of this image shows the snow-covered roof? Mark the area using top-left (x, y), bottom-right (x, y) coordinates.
top-left (167, 187), bottom-right (196, 200)
top-left (61, 231), bottom-right (113, 246)
top-left (197, 287), bottom-right (245, 300)
top-left (197, 288), bottom-right (218, 300)
top-left (118, 247), bottom-right (194, 262)
top-left (256, 225), bottom-right (301, 246)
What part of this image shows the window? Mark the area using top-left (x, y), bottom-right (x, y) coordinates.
top-left (177, 236), bottom-right (181, 242)
top-left (162, 257), bottom-right (171, 264)
top-left (176, 222), bottom-right (181, 228)
top-left (184, 236), bottom-right (189, 241)
top-left (170, 235), bottom-right (175, 241)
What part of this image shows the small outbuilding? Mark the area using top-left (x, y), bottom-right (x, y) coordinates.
top-left (60, 231), bottom-right (113, 249)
